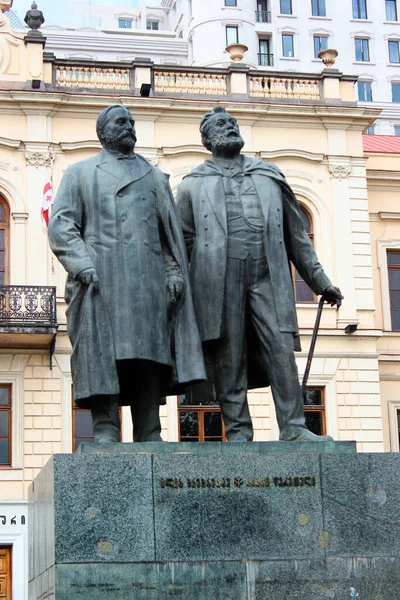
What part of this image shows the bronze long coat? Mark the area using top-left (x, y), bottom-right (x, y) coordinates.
top-left (176, 156), bottom-right (332, 389)
top-left (49, 149), bottom-right (205, 406)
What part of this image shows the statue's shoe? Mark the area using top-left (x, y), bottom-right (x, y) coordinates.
top-left (93, 423), bottom-right (120, 444)
top-left (280, 427), bottom-right (333, 442)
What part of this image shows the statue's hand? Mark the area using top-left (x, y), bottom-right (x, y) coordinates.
top-left (322, 285), bottom-right (343, 308)
top-left (167, 275), bottom-right (184, 303)
top-left (76, 268), bottom-right (99, 293)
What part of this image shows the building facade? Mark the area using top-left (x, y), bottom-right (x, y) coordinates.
top-left (0, 5), bottom-right (400, 598)
top-left (9, 0), bottom-right (400, 134)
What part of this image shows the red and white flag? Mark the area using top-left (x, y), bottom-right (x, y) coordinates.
top-left (41, 181), bottom-right (54, 233)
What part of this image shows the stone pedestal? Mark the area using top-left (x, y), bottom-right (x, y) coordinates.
top-left (28, 442), bottom-right (400, 599)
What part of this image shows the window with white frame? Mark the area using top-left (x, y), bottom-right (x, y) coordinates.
top-left (386, 0), bottom-right (398, 21)
top-left (146, 20), bottom-right (159, 30)
top-left (392, 82), bottom-right (400, 102)
top-left (394, 125), bottom-right (400, 136)
top-left (225, 0), bottom-right (237, 5)
top-left (311, 0), bottom-right (326, 17)
top-left (387, 251), bottom-right (400, 330)
top-left (378, 240), bottom-right (400, 331)
top-left (352, 0), bottom-right (367, 19)
top-left (280, 0), bottom-right (293, 15)
top-left (304, 387), bottom-right (326, 436)
top-left (0, 385), bottom-right (11, 466)
top-left (259, 38), bottom-right (273, 66)
top-left (282, 33), bottom-right (294, 57)
top-left (178, 393), bottom-right (226, 442)
top-left (355, 37), bottom-right (370, 61)
top-left (389, 39), bottom-right (400, 62)
top-left (226, 25), bottom-right (239, 45)
top-left (292, 205), bottom-right (316, 302)
top-left (118, 18), bottom-right (132, 29)
top-left (388, 400), bottom-right (400, 451)
top-left (0, 196), bottom-right (9, 285)
top-left (358, 80), bottom-right (373, 101)
top-left (314, 35), bottom-right (328, 58)
top-left (256, 0), bottom-right (270, 22)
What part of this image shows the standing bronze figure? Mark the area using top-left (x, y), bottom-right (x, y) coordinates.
top-left (49, 105), bottom-right (205, 443)
top-left (177, 106), bottom-right (343, 442)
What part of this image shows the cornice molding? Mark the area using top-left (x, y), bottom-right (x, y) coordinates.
top-left (0, 91), bottom-right (381, 126)
top-left (367, 170), bottom-right (400, 190)
top-left (367, 169), bottom-right (400, 180)
top-left (12, 212), bottom-right (28, 223)
top-left (377, 212), bottom-right (400, 221)
top-left (281, 169), bottom-right (314, 182)
top-left (60, 141), bottom-right (101, 152)
top-left (259, 149), bottom-right (324, 162)
top-left (162, 145), bottom-right (209, 157)
top-left (0, 136), bottom-right (22, 149)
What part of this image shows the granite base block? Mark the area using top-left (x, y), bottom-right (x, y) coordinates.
top-left (29, 442), bottom-right (400, 599)
top-left (31, 558), bottom-right (400, 600)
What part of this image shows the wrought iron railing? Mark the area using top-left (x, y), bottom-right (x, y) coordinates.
top-left (255, 10), bottom-right (272, 22)
top-left (0, 286), bottom-right (57, 326)
top-left (258, 53), bottom-right (274, 67)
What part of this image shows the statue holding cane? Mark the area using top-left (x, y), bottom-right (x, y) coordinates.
top-left (177, 106), bottom-right (343, 442)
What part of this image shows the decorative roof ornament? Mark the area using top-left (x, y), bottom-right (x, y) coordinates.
top-left (24, 1), bottom-right (45, 31)
top-left (225, 43), bottom-right (248, 63)
top-left (318, 48), bottom-right (339, 68)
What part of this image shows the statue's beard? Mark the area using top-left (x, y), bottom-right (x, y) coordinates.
top-left (210, 132), bottom-right (245, 156)
top-left (101, 131), bottom-right (137, 153)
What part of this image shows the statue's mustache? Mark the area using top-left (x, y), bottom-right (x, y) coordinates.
top-left (102, 131), bottom-right (137, 146)
top-left (212, 132), bottom-right (244, 146)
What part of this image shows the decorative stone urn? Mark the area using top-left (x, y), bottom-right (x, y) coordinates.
top-left (0, 0), bottom-right (13, 12)
top-left (225, 43), bottom-right (248, 63)
top-left (318, 48), bottom-right (338, 68)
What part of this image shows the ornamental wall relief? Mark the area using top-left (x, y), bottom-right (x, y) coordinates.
top-left (329, 164), bottom-right (352, 179)
top-left (25, 152), bottom-right (52, 167)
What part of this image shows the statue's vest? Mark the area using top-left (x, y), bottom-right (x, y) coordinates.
top-left (222, 171), bottom-right (266, 261)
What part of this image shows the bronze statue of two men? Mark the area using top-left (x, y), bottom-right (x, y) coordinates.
top-left (49, 104), bottom-right (343, 444)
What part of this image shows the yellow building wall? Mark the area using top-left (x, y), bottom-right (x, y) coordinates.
top-left (0, 79), bottom-right (394, 504)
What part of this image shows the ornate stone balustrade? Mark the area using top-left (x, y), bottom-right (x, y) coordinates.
top-left (153, 70), bottom-right (227, 95)
top-left (55, 63), bottom-right (130, 90)
top-left (47, 59), bottom-right (350, 103)
top-left (249, 75), bottom-right (321, 100)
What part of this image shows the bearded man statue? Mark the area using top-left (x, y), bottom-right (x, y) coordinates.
top-left (49, 104), bottom-right (205, 443)
top-left (177, 106), bottom-right (343, 442)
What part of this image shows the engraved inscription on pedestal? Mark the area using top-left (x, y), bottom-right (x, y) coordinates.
top-left (160, 475), bottom-right (317, 489)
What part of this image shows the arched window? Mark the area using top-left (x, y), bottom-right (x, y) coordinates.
top-left (0, 196), bottom-right (10, 285)
top-left (292, 205), bottom-right (315, 303)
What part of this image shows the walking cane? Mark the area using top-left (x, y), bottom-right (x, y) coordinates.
top-left (301, 295), bottom-right (325, 402)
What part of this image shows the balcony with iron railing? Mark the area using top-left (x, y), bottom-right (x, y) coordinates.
top-left (258, 53), bottom-right (274, 67)
top-left (255, 10), bottom-right (271, 23)
top-left (0, 286), bottom-right (57, 363)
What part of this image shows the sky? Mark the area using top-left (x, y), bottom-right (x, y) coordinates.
top-left (10, 0), bottom-right (145, 28)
